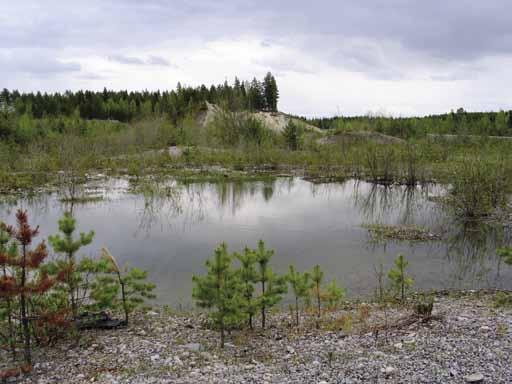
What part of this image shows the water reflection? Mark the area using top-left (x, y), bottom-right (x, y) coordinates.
top-left (351, 181), bottom-right (442, 228)
top-left (444, 221), bottom-right (512, 290)
top-left (0, 177), bottom-right (510, 305)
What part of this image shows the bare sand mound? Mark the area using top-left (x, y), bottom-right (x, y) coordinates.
top-left (196, 102), bottom-right (322, 134)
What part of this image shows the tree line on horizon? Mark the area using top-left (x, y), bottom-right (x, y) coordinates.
top-left (2, 72), bottom-right (512, 143)
top-left (306, 107), bottom-right (512, 138)
top-left (0, 72), bottom-right (279, 125)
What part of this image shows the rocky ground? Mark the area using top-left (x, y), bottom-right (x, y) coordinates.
top-left (3, 292), bottom-right (512, 383)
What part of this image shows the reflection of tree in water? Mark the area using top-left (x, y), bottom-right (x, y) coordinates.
top-left (135, 178), bottom-right (285, 233)
top-left (215, 178), bottom-right (284, 213)
top-left (262, 179), bottom-right (275, 202)
top-left (443, 220), bottom-right (511, 290)
top-left (352, 181), bottom-right (437, 225)
top-left (308, 179), bottom-right (350, 200)
top-left (1, 193), bottom-right (52, 222)
top-left (215, 181), bottom-right (254, 215)
top-left (134, 180), bottom-right (206, 235)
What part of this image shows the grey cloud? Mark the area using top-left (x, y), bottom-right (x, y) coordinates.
top-left (252, 57), bottom-right (315, 75)
top-left (2, 0), bottom-right (512, 115)
top-left (107, 55), bottom-right (146, 65)
top-left (0, 53), bottom-right (81, 76)
top-left (107, 54), bottom-right (174, 67)
top-left (3, 1), bottom-right (511, 63)
top-left (147, 56), bottom-right (173, 66)
top-left (78, 72), bottom-right (107, 80)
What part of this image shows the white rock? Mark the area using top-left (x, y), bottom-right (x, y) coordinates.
top-left (150, 354), bottom-right (160, 361)
top-left (465, 373), bottom-right (484, 383)
top-left (381, 366), bottom-right (396, 376)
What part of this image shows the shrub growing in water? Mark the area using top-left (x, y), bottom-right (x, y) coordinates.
top-left (447, 156), bottom-right (510, 219)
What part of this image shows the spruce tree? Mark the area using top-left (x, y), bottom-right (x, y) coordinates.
top-left (287, 265), bottom-right (311, 327)
top-left (254, 240), bottom-right (286, 329)
top-left (311, 265), bottom-right (324, 329)
top-left (192, 243), bottom-right (242, 348)
top-left (48, 213), bottom-right (94, 317)
top-left (234, 247), bottom-right (258, 329)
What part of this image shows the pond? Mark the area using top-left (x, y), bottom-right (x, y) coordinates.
top-left (1, 177), bottom-right (511, 306)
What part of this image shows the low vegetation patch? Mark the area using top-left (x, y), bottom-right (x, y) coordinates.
top-left (363, 223), bottom-right (441, 242)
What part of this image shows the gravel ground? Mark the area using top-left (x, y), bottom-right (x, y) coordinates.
top-left (3, 292), bottom-right (511, 383)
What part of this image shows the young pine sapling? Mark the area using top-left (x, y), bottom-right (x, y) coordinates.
top-left (324, 280), bottom-right (345, 310)
top-left (1, 210), bottom-right (54, 366)
top-left (388, 254), bottom-right (414, 302)
top-left (0, 226), bottom-right (16, 359)
top-left (192, 243), bottom-right (242, 348)
top-left (48, 213), bottom-right (94, 317)
top-left (234, 247), bottom-right (258, 329)
top-left (311, 265), bottom-right (324, 329)
top-left (100, 248), bottom-right (156, 325)
top-left (287, 265), bottom-right (311, 327)
top-left (254, 240), bottom-right (286, 329)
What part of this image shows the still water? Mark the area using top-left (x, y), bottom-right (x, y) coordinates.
top-left (1, 177), bottom-right (510, 306)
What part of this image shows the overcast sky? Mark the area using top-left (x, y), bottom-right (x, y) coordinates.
top-left (1, 0), bottom-right (512, 117)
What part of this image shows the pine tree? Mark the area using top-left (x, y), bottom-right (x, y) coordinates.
top-left (254, 240), bottom-right (286, 329)
top-left (248, 78), bottom-right (265, 111)
top-left (1, 210), bottom-right (54, 366)
top-left (324, 280), bottom-right (345, 310)
top-left (311, 265), bottom-right (324, 329)
top-left (48, 213), bottom-right (94, 317)
top-left (388, 254), bottom-right (414, 302)
top-left (99, 248), bottom-right (156, 325)
top-left (287, 265), bottom-right (311, 327)
top-left (234, 247), bottom-right (258, 329)
top-left (0, 225), bottom-right (16, 359)
top-left (192, 243), bottom-right (242, 348)
top-left (263, 72), bottom-right (279, 112)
